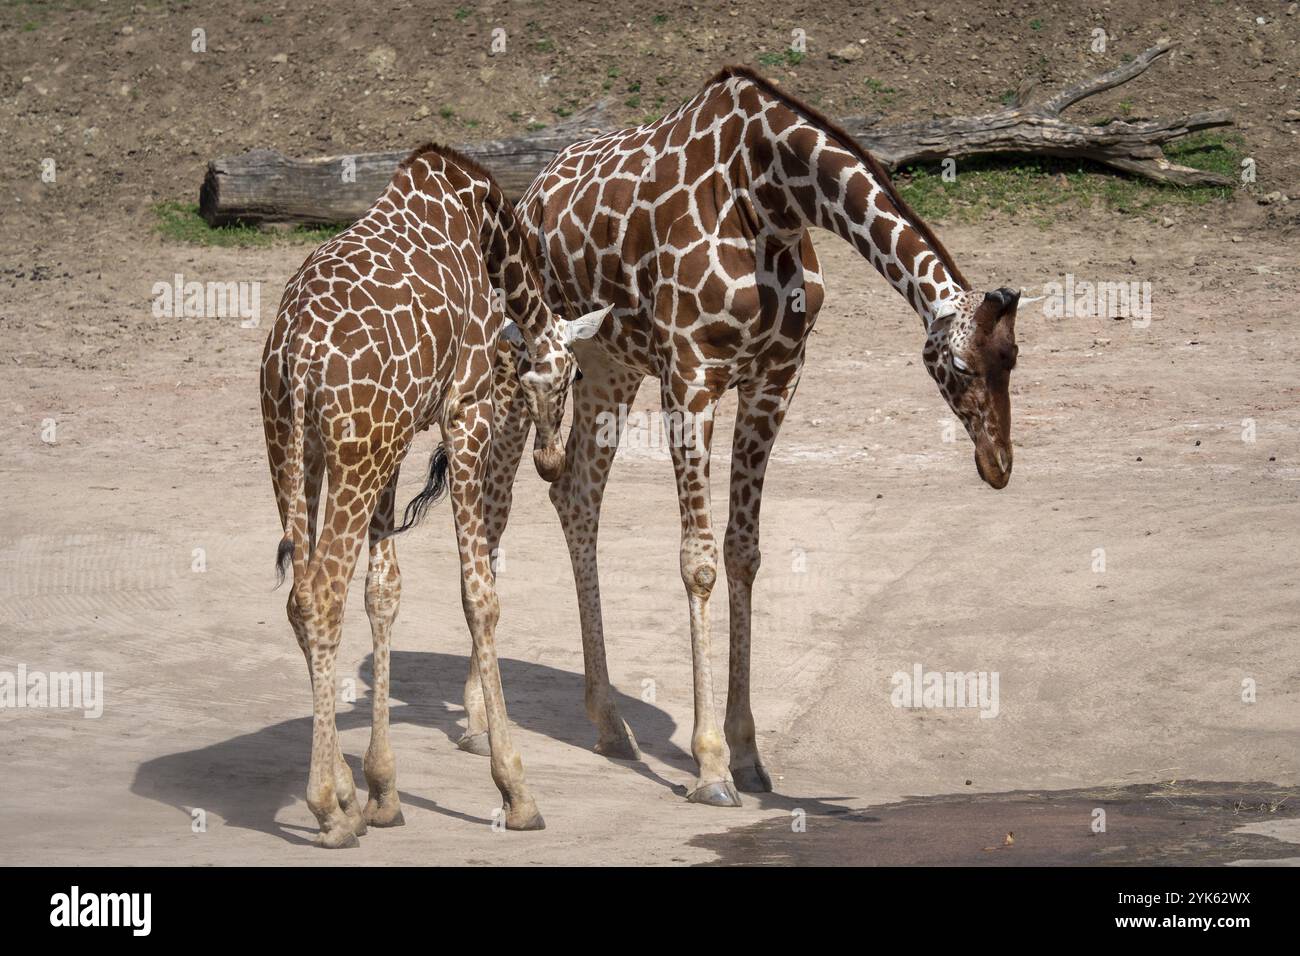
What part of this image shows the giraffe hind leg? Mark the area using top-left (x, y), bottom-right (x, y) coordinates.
top-left (362, 473), bottom-right (405, 828)
top-left (294, 460), bottom-right (390, 848)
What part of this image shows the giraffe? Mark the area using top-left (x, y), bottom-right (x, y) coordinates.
top-left (260, 142), bottom-right (609, 847)
top-left (463, 66), bottom-right (1021, 806)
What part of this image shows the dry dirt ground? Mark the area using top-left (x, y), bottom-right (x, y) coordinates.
top-left (1, 1), bottom-right (1298, 865)
top-left (2, 221), bottom-right (1297, 865)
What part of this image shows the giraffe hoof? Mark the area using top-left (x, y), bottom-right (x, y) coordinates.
top-left (315, 828), bottom-right (361, 850)
top-left (505, 806), bottom-right (547, 831)
top-left (687, 780), bottom-right (743, 808)
top-left (731, 763), bottom-right (773, 793)
top-left (350, 815), bottom-right (369, 838)
top-left (456, 731), bottom-right (491, 756)
top-left (362, 799), bottom-right (406, 828)
top-left (594, 734), bottom-right (641, 761)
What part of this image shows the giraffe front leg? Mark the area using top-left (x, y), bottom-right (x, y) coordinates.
top-left (362, 476), bottom-right (405, 827)
top-left (447, 404), bottom-right (543, 830)
top-left (549, 358), bottom-right (645, 759)
top-left (723, 366), bottom-right (802, 793)
top-left (459, 340), bottom-right (529, 758)
top-left (664, 377), bottom-right (740, 808)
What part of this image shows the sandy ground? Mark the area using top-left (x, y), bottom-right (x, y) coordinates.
top-left (1, 218), bottom-right (1297, 865)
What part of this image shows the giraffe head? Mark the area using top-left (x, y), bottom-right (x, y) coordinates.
top-left (926, 288), bottom-right (1020, 490)
top-left (503, 306), bottom-right (612, 481)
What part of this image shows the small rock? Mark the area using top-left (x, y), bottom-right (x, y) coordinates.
top-left (365, 45), bottom-right (397, 75)
top-left (830, 45), bottom-right (863, 63)
top-left (270, 52), bottom-right (288, 64)
top-left (1258, 191), bottom-right (1288, 205)
top-left (1161, 216), bottom-right (1174, 228)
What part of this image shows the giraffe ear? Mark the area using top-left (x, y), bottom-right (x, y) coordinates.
top-left (500, 320), bottom-right (526, 347)
top-left (562, 304), bottom-right (613, 345)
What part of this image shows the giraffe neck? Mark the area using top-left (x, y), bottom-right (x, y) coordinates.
top-left (748, 96), bottom-right (971, 326)
top-left (399, 151), bottom-right (557, 344)
top-left (477, 191), bottom-right (556, 343)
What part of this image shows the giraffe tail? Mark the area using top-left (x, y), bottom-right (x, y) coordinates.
top-left (390, 443), bottom-right (450, 536)
top-left (274, 342), bottom-right (311, 591)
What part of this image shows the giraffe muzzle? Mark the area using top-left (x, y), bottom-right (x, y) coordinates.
top-left (533, 444), bottom-right (566, 482)
top-left (975, 443), bottom-right (1013, 490)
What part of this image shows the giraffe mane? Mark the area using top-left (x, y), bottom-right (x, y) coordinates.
top-left (397, 142), bottom-right (553, 310)
top-left (706, 65), bottom-right (971, 291)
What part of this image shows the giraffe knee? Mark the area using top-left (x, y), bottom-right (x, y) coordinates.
top-left (680, 541), bottom-right (718, 598)
top-left (547, 471), bottom-right (576, 511)
top-left (724, 531), bottom-right (761, 586)
top-left (463, 584), bottom-right (501, 633)
top-left (365, 557), bottom-right (401, 619)
top-left (291, 578), bottom-right (344, 638)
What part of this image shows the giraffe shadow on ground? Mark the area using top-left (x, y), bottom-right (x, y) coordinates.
top-left (131, 651), bottom-right (692, 845)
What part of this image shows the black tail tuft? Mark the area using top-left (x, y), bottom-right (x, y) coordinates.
top-left (392, 443), bottom-right (451, 536)
top-left (274, 537), bottom-right (295, 589)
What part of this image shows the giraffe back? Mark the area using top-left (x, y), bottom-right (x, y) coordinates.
top-left (263, 148), bottom-right (507, 449)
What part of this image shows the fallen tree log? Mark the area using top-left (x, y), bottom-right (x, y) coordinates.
top-left (198, 102), bottom-right (616, 227)
top-left (199, 40), bottom-right (1231, 227)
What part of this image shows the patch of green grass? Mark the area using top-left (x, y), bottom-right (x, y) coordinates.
top-left (652, 13), bottom-right (668, 24)
top-left (1029, 18), bottom-right (1043, 30)
top-left (439, 106), bottom-right (455, 119)
top-left (454, 6), bottom-right (471, 20)
top-left (624, 94), bottom-right (641, 108)
top-left (758, 49), bottom-right (804, 68)
top-left (534, 37), bottom-right (555, 53)
top-left (153, 202), bottom-right (343, 248)
top-left (896, 134), bottom-right (1242, 226)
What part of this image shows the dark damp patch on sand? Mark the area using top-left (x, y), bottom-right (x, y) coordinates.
top-left (690, 781), bottom-right (1299, 866)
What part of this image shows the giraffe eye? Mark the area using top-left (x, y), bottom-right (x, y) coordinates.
top-left (951, 352), bottom-right (973, 375)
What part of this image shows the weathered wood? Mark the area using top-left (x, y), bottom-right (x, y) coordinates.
top-left (198, 103), bottom-right (616, 226)
top-left (847, 40), bottom-right (1233, 187)
top-left (199, 41), bottom-right (1232, 226)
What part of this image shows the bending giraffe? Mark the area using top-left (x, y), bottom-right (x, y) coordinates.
top-left (468, 66), bottom-right (1021, 806)
top-left (260, 143), bottom-right (609, 847)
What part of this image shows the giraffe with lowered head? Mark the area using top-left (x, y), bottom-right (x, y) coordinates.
top-left (463, 66), bottom-right (1021, 806)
